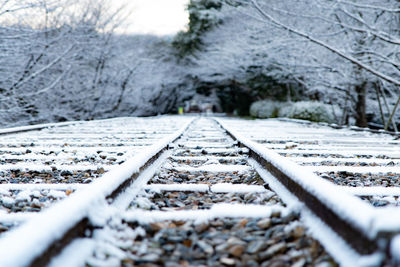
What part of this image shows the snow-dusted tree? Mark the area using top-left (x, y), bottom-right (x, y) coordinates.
top-left (234, 0), bottom-right (400, 129)
top-left (172, 0), bottom-right (308, 115)
top-left (0, 0), bottom-right (126, 126)
top-left (175, 0), bottom-right (400, 129)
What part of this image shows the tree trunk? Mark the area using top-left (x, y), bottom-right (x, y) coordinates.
top-left (355, 82), bottom-right (367, 127)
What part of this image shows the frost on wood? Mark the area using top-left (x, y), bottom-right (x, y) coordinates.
top-left (124, 203), bottom-right (287, 224)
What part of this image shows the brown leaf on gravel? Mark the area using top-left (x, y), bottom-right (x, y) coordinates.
top-left (149, 222), bottom-right (166, 231)
top-left (179, 260), bottom-right (190, 266)
top-left (229, 244), bottom-right (245, 257)
top-left (173, 220), bottom-right (186, 226)
top-left (168, 222), bottom-right (177, 228)
top-left (238, 218), bottom-right (248, 228)
top-left (183, 239), bottom-right (192, 248)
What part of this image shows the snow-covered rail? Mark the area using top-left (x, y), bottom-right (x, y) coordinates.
top-left (0, 116), bottom-right (194, 267)
top-left (0, 117), bottom-right (333, 267)
top-left (87, 117), bottom-right (333, 266)
top-left (1, 116), bottom-right (399, 266)
top-left (215, 117), bottom-right (400, 266)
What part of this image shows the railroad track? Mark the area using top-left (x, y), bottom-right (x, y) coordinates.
top-left (0, 116), bottom-right (399, 266)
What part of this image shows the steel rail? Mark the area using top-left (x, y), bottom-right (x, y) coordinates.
top-left (0, 118), bottom-right (194, 267)
top-left (0, 121), bottom-right (85, 136)
top-left (214, 118), bottom-right (384, 260)
top-left (0, 117), bottom-right (130, 136)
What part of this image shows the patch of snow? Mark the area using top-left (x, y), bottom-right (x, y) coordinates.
top-left (48, 190), bottom-right (67, 199)
top-left (0, 213), bottom-right (37, 223)
top-left (216, 118), bottom-right (377, 238)
top-left (305, 166), bottom-right (400, 174)
top-left (170, 156), bottom-right (242, 163)
top-left (0, 163), bottom-right (113, 172)
top-left (291, 157), bottom-right (400, 165)
top-left (272, 148), bottom-right (400, 158)
top-left (15, 191), bottom-right (31, 202)
top-left (302, 208), bottom-right (383, 267)
top-left (264, 143), bottom-right (400, 152)
top-left (371, 208), bottom-right (400, 233)
top-left (48, 238), bottom-right (95, 267)
top-left (1, 196), bottom-right (15, 207)
top-left (170, 164), bottom-right (250, 173)
top-left (175, 147), bottom-right (240, 154)
top-left (0, 117), bottom-right (194, 267)
top-left (145, 184), bottom-right (210, 193)
top-left (342, 187), bottom-right (400, 196)
top-left (124, 203), bottom-right (287, 224)
top-left (390, 235), bottom-right (400, 264)
top-left (112, 150), bottom-right (172, 210)
top-left (144, 183), bottom-right (267, 194)
top-left (134, 197), bottom-right (153, 210)
top-left (30, 190), bottom-right (41, 198)
top-left (248, 159), bottom-right (303, 212)
top-left (211, 184), bottom-right (266, 193)
top-left (0, 121), bottom-right (85, 135)
top-left (0, 184), bottom-right (86, 191)
top-left (0, 188), bottom-right (11, 196)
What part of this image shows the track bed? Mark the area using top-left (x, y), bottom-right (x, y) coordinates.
top-left (1, 116), bottom-right (400, 266)
top-left (87, 118), bottom-right (334, 267)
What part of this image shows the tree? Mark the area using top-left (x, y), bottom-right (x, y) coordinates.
top-left (243, 0), bottom-right (400, 129)
top-left (175, 0), bottom-right (400, 128)
top-left (0, 0), bottom-right (127, 125)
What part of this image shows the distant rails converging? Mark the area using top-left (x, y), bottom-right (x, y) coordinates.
top-left (0, 116), bottom-right (399, 266)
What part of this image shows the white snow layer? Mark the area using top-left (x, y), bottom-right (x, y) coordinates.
top-left (145, 184), bottom-right (210, 193)
top-left (169, 164), bottom-right (250, 173)
top-left (0, 117), bottom-right (194, 267)
top-left (249, 152), bottom-right (385, 267)
top-left (112, 151), bottom-right (172, 210)
top-left (342, 186), bottom-right (400, 196)
top-left (144, 183), bottom-right (266, 193)
top-left (48, 238), bottom-right (96, 267)
top-left (124, 203), bottom-right (287, 224)
top-left (0, 183), bottom-right (86, 191)
top-left (302, 208), bottom-right (383, 267)
top-left (211, 183), bottom-right (266, 193)
top-left (215, 118), bottom-right (379, 237)
top-left (305, 165), bottom-right (400, 174)
top-left (391, 235), bottom-right (400, 264)
top-left (0, 213), bottom-right (37, 223)
top-left (0, 163), bottom-right (112, 172)
top-left (0, 120), bottom-right (84, 135)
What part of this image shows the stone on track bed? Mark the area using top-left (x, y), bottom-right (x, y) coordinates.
top-left (86, 118), bottom-right (336, 267)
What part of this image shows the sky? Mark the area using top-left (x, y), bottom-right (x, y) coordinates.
top-left (116, 0), bottom-right (190, 35)
top-left (0, 0), bottom-right (189, 36)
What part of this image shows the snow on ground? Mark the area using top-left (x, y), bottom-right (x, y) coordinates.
top-left (123, 203), bottom-right (287, 224)
top-left (0, 116), bottom-right (195, 267)
top-left (0, 184), bottom-right (86, 190)
top-left (168, 164), bottom-right (251, 173)
top-left (215, 117), bottom-right (400, 264)
top-left (48, 238), bottom-right (96, 267)
top-left (1, 115), bottom-right (399, 265)
top-left (144, 183), bottom-right (266, 193)
top-left (216, 118), bottom-right (400, 236)
top-left (304, 165), bottom-right (400, 174)
top-left (342, 187), bottom-right (400, 196)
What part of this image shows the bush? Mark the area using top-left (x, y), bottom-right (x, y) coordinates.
top-left (250, 100), bottom-right (337, 123)
top-left (279, 101), bottom-right (335, 123)
top-left (249, 100), bottom-right (281, 118)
